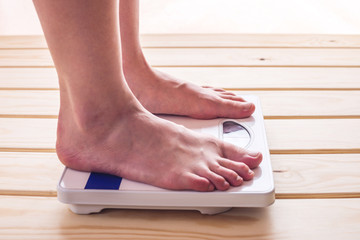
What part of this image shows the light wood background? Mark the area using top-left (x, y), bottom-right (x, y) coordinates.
top-left (0, 34), bottom-right (360, 239)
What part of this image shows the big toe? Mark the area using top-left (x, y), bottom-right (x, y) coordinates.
top-left (222, 142), bottom-right (263, 169)
top-left (244, 151), bottom-right (263, 169)
top-left (217, 100), bottom-right (255, 118)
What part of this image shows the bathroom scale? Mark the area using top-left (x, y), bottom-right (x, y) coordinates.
top-left (57, 95), bottom-right (275, 215)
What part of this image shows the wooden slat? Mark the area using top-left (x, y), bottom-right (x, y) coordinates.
top-left (156, 67), bottom-right (360, 90)
top-left (0, 68), bottom-right (58, 89)
top-left (0, 196), bottom-right (359, 240)
top-left (272, 154), bottom-right (360, 198)
top-left (265, 119), bottom-right (360, 153)
top-left (144, 48), bottom-right (360, 67)
top-left (1, 90), bottom-right (360, 118)
top-left (0, 152), bottom-right (63, 196)
top-left (0, 90), bottom-right (59, 116)
top-left (139, 34), bottom-right (360, 48)
top-left (0, 118), bottom-right (359, 153)
top-left (0, 118), bottom-right (57, 149)
top-left (1, 48), bottom-right (360, 67)
top-left (1, 34), bottom-right (360, 48)
top-left (1, 152), bottom-right (359, 198)
top-left (0, 36), bottom-right (48, 49)
top-left (0, 49), bottom-right (53, 67)
top-left (2, 67), bottom-right (360, 90)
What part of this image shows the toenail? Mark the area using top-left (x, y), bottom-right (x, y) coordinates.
top-left (236, 176), bottom-right (243, 182)
top-left (208, 185), bottom-right (215, 191)
top-left (243, 103), bottom-right (254, 112)
top-left (248, 170), bottom-right (254, 175)
top-left (248, 151), bottom-right (261, 157)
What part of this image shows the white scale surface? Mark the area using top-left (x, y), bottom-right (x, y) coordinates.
top-left (58, 95), bottom-right (275, 215)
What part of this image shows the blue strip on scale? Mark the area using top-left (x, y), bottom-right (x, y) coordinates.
top-left (84, 172), bottom-right (122, 190)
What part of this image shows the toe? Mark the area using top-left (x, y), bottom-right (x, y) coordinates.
top-left (221, 142), bottom-right (263, 169)
top-left (197, 169), bottom-right (230, 191)
top-left (213, 88), bottom-right (228, 93)
top-left (202, 86), bottom-right (226, 92)
top-left (180, 172), bottom-right (215, 192)
top-left (218, 158), bottom-right (255, 181)
top-left (244, 151), bottom-right (263, 169)
top-left (220, 94), bottom-right (246, 102)
top-left (216, 99), bottom-right (255, 118)
top-left (210, 164), bottom-right (244, 186)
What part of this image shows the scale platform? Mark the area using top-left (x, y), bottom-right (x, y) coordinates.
top-left (58, 95), bottom-right (275, 215)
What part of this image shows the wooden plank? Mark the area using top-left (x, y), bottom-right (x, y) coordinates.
top-left (1, 34), bottom-right (360, 48)
top-left (139, 34), bottom-right (360, 48)
top-left (0, 152), bottom-right (63, 196)
top-left (2, 67), bottom-right (360, 90)
top-left (264, 119), bottom-right (360, 153)
top-left (272, 154), bottom-right (360, 198)
top-left (1, 90), bottom-right (360, 118)
top-left (0, 90), bottom-right (59, 117)
top-left (0, 196), bottom-right (359, 240)
top-left (0, 118), bottom-right (57, 149)
top-left (0, 68), bottom-right (58, 89)
top-left (0, 36), bottom-right (48, 49)
top-left (1, 48), bottom-right (360, 67)
top-left (255, 90), bottom-right (360, 118)
top-left (0, 49), bottom-right (53, 67)
top-left (0, 118), bottom-right (359, 153)
top-left (155, 67), bottom-right (360, 90)
top-left (143, 48), bottom-right (360, 67)
top-left (1, 152), bottom-right (359, 198)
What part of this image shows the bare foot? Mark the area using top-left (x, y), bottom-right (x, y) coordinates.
top-left (56, 101), bottom-right (262, 192)
top-left (34, 0), bottom-right (261, 193)
top-left (123, 61), bottom-right (255, 119)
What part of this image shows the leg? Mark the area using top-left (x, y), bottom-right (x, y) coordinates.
top-left (119, 0), bottom-right (255, 119)
top-left (33, 0), bottom-right (262, 191)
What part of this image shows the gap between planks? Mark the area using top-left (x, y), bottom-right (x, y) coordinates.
top-left (2, 191), bottom-right (360, 199)
top-left (3, 65), bottom-right (360, 68)
top-left (1, 115), bottom-right (360, 120)
top-left (1, 148), bottom-right (360, 155)
top-left (1, 48), bottom-right (360, 67)
top-left (2, 88), bottom-right (360, 91)
top-left (2, 46), bottom-right (360, 50)
top-left (1, 34), bottom-right (360, 48)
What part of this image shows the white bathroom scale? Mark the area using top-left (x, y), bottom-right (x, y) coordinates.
top-left (57, 95), bottom-right (275, 215)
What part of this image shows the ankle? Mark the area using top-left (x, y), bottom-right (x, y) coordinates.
top-left (122, 50), bottom-right (151, 75)
top-left (59, 87), bottom-right (142, 135)
top-left (59, 74), bottom-right (143, 131)
top-left (56, 100), bottom-right (144, 170)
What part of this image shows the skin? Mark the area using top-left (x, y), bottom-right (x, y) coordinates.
top-left (33, 0), bottom-right (262, 192)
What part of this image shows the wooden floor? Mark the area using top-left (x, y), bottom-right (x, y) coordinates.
top-left (1, 34), bottom-right (360, 239)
